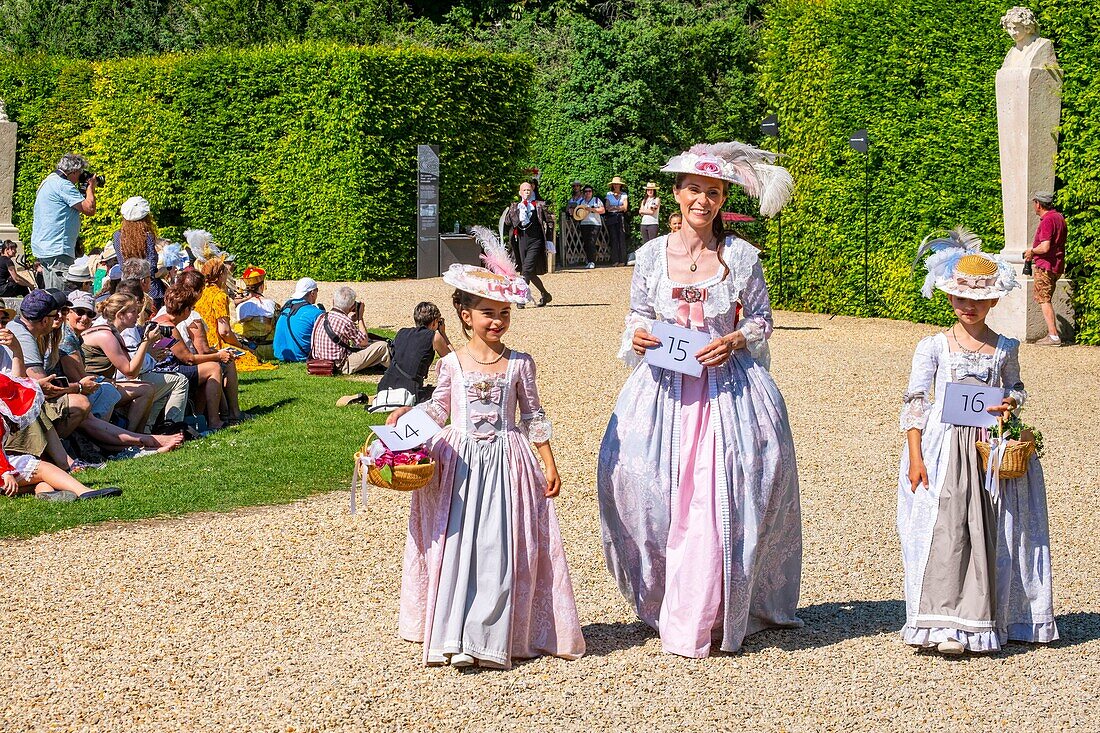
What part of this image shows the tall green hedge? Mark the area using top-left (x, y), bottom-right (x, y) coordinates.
top-left (760, 0), bottom-right (1100, 342)
top-left (0, 44), bottom-right (532, 280)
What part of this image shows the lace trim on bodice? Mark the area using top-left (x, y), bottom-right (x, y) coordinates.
top-left (635, 235), bottom-right (754, 322)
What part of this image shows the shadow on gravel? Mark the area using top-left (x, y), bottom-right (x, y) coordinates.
top-left (1049, 612), bottom-right (1100, 648)
top-left (580, 621), bottom-right (657, 657)
top-left (743, 599), bottom-right (906, 652)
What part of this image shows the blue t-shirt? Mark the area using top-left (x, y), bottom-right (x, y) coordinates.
top-left (273, 299), bottom-right (324, 362)
top-left (30, 173), bottom-right (85, 259)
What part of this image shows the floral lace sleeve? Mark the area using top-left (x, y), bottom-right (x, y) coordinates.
top-left (736, 253), bottom-right (774, 369)
top-left (516, 355), bottom-right (552, 443)
top-left (900, 336), bottom-right (938, 432)
top-left (618, 244), bottom-right (659, 367)
top-left (1001, 339), bottom-right (1027, 412)
top-left (420, 357), bottom-right (452, 427)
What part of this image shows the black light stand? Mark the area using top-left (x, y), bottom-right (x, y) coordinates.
top-left (760, 113), bottom-right (782, 301)
top-left (849, 128), bottom-right (870, 310)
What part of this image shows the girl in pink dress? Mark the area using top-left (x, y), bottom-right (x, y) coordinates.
top-left (388, 227), bottom-right (585, 669)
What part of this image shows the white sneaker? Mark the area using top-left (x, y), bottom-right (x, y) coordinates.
top-left (450, 653), bottom-right (475, 668)
top-left (936, 639), bottom-right (965, 655)
top-left (585, 262), bottom-right (596, 270)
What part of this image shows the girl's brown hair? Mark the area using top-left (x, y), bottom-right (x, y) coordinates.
top-left (98, 293), bottom-right (139, 321)
top-left (673, 173), bottom-right (731, 282)
top-left (119, 217), bottom-right (159, 261)
top-left (452, 288), bottom-right (488, 339)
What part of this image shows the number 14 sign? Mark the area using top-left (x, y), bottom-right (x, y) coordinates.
top-left (940, 382), bottom-right (1004, 429)
top-left (370, 408), bottom-right (442, 451)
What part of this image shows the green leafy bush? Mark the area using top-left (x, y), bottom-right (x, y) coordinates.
top-left (759, 0), bottom-right (1100, 341)
top-left (0, 44), bottom-right (532, 280)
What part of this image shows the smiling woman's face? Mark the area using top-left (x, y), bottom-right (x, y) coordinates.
top-left (673, 174), bottom-right (727, 231)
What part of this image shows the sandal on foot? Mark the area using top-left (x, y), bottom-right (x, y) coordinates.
top-left (75, 487), bottom-right (123, 501)
top-left (69, 459), bottom-right (106, 473)
top-left (336, 394), bottom-right (369, 407)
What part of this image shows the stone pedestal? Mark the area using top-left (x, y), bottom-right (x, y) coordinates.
top-left (996, 57), bottom-right (1061, 264)
top-left (0, 121), bottom-right (19, 250)
top-left (985, 273), bottom-right (1075, 343)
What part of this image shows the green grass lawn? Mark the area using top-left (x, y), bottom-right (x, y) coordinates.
top-left (0, 362), bottom-right (387, 540)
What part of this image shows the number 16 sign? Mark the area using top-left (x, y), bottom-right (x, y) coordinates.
top-left (940, 382), bottom-right (1004, 429)
top-left (645, 321), bottom-right (712, 378)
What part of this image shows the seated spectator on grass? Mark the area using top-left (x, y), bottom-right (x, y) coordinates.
top-left (310, 286), bottom-right (391, 375)
top-left (371, 302), bottom-right (452, 411)
top-left (0, 371), bottom-right (122, 502)
top-left (234, 266), bottom-right (278, 345)
top-left (2, 290), bottom-right (101, 471)
top-left (274, 277), bottom-right (323, 363)
top-left (0, 240), bottom-right (36, 297)
top-left (153, 274), bottom-right (250, 430)
top-left (193, 256), bottom-right (275, 372)
top-left (121, 258), bottom-right (153, 298)
top-left (64, 257), bottom-right (94, 294)
top-left (82, 293), bottom-right (189, 432)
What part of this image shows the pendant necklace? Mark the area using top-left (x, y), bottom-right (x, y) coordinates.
top-left (951, 326), bottom-right (983, 355)
top-left (465, 345), bottom-right (507, 365)
top-left (677, 234), bottom-right (710, 272)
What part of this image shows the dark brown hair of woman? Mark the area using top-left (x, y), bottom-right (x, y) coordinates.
top-left (674, 173), bottom-right (732, 282)
top-left (119, 216), bottom-right (159, 261)
top-left (163, 279), bottom-right (202, 317)
top-left (452, 288), bottom-right (486, 338)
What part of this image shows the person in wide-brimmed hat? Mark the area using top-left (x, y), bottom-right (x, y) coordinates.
top-left (638, 181), bottom-right (661, 247)
top-left (897, 226), bottom-right (1057, 655)
top-left (597, 141), bottom-right (800, 659)
top-left (604, 176), bottom-right (630, 266)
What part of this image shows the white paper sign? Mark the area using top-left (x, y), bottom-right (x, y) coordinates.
top-left (370, 408), bottom-right (441, 451)
top-left (645, 321), bottom-right (712, 378)
top-left (940, 382), bottom-right (1004, 428)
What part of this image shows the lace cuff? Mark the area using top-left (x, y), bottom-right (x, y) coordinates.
top-left (739, 317), bottom-right (771, 369)
top-left (618, 312), bottom-right (655, 367)
top-left (521, 410), bottom-right (553, 443)
top-left (900, 391), bottom-right (931, 431)
top-left (1008, 384), bottom-right (1027, 413)
top-left (421, 401), bottom-right (448, 427)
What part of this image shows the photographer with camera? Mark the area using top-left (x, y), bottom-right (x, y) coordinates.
top-left (308, 286), bottom-right (391, 376)
top-left (31, 154), bottom-right (102, 290)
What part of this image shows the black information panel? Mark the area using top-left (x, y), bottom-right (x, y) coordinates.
top-left (416, 144), bottom-right (440, 279)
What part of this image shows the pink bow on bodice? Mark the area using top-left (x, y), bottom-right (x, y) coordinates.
top-left (671, 286), bottom-right (708, 329)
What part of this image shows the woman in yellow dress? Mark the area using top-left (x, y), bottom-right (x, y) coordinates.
top-left (194, 256), bottom-right (276, 372)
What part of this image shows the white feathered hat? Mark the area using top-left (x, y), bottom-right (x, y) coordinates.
top-left (442, 225), bottom-right (531, 304)
top-left (660, 141), bottom-right (794, 217)
top-left (914, 227), bottom-right (1018, 300)
top-left (184, 228), bottom-right (234, 264)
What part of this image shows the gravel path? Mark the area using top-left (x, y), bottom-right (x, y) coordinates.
top-left (3, 267), bottom-right (1098, 732)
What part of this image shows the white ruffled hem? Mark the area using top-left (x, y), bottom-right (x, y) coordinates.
top-left (901, 624), bottom-right (1002, 652)
top-left (1006, 621), bottom-right (1059, 644)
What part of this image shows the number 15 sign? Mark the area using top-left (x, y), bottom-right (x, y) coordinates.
top-left (645, 321), bottom-right (711, 378)
top-left (940, 382), bottom-right (1004, 429)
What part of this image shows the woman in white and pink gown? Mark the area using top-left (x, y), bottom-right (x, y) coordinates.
top-left (597, 142), bottom-right (803, 657)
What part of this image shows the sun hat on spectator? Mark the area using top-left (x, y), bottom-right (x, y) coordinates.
top-left (240, 266), bottom-right (266, 287)
top-left (185, 229), bottom-right (235, 264)
top-left (20, 290), bottom-right (63, 320)
top-left (0, 298), bottom-right (18, 320)
top-left (1031, 190), bottom-right (1054, 205)
top-left (120, 196), bottom-right (151, 222)
top-left (108, 264), bottom-right (122, 281)
top-left (46, 289), bottom-right (72, 310)
top-left (67, 291), bottom-right (96, 312)
top-left (915, 226), bottom-right (1018, 300)
top-left (292, 277), bottom-right (319, 300)
top-left (157, 243), bottom-right (190, 272)
top-left (66, 257), bottom-right (94, 283)
top-left (0, 371), bottom-right (45, 432)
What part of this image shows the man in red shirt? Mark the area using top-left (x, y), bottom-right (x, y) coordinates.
top-left (1024, 191), bottom-right (1067, 346)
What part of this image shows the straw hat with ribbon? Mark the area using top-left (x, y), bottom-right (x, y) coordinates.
top-left (442, 226), bottom-right (531, 304)
top-left (609, 176), bottom-right (627, 188)
top-left (914, 227), bottom-right (1018, 300)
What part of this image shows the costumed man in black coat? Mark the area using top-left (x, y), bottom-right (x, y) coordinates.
top-left (504, 181), bottom-right (555, 307)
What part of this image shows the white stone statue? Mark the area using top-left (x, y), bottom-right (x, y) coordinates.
top-left (995, 6), bottom-right (1062, 265)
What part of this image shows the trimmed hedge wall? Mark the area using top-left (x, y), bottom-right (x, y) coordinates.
top-left (760, 0), bottom-right (1100, 342)
top-left (0, 45), bottom-right (533, 280)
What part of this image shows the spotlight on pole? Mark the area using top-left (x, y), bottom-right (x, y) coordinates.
top-left (760, 114), bottom-right (783, 300)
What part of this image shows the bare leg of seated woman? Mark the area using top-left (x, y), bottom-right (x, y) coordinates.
top-left (11, 462), bottom-right (119, 499)
top-left (78, 416), bottom-right (183, 453)
top-left (196, 362), bottom-right (226, 430)
top-left (114, 380), bottom-right (156, 434)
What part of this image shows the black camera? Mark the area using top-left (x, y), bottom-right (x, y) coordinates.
top-left (1022, 260), bottom-right (1033, 276)
top-left (77, 170), bottom-right (105, 190)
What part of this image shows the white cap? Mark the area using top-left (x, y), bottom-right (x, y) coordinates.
top-left (120, 196), bottom-right (151, 222)
top-left (292, 277), bottom-right (319, 299)
top-left (67, 290), bottom-right (96, 311)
